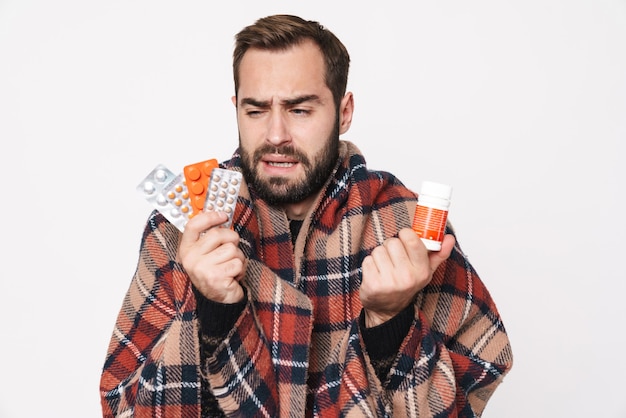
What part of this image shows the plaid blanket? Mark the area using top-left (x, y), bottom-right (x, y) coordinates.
top-left (100, 141), bottom-right (513, 417)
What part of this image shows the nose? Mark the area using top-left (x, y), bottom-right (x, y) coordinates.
top-left (266, 111), bottom-right (291, 147)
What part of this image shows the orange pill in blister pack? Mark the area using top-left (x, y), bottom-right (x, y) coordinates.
top-left (183, 158), bottom-right (219, 217)
top-left (137, 164), bottom-right (192, 232)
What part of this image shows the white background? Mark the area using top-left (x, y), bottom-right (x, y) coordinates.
top-left (1, 1), bottom-right (625, 417)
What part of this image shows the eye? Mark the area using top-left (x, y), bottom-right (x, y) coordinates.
top-left (245, 109), bottom-right (264, 118)
top-left (291, 108), bottom-right (310, 116)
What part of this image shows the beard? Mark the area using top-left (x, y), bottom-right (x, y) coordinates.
top-left (239, 119), bottom-right (340, 206)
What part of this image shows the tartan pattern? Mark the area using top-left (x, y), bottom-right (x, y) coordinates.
top-left (100, 140), bottom-right (513, 417)
top-left (100, 214), bottom-right (202, 417)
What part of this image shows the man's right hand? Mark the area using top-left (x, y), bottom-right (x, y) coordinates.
top-left (178, 211), bottom-right (246, 304)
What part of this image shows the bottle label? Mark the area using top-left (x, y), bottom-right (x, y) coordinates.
top-left (412, 205), bottom-right (448, 244)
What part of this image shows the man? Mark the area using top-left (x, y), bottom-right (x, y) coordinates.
top-left (100, 14), bottom-right (513, 417)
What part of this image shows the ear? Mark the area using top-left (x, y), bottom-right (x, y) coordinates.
top-left (338, 92), bottom-right (354, 135)
top-left (231, 96), bottom-right (237, 107)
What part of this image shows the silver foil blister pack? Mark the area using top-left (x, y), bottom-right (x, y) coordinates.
top-left (137, 164), bottom-right (192, 232)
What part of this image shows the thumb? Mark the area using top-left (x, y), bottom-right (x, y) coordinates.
top-left (428, 234), bottom-right (456, 272)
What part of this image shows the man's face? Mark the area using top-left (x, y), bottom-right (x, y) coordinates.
top-left (234, 40), bottom-right (341, 205)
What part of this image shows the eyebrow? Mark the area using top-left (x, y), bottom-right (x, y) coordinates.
top-left (240, 94), bottom-right (321, 108)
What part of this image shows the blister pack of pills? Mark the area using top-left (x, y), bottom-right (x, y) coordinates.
top-left (204, 168), bottom-right (242, 229)
top-left (183, 158), bottom-right (219, 218)
top-left (137, 161), bottom-right (241, 232)
top-left (137, 164), bottom-right (192, 232)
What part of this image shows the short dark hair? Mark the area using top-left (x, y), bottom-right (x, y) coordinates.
top-left (233, 14), bottom-right (350, 108)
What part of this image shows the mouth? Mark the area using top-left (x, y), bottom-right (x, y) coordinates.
top-left (267, 161), bottom-right (296, 168)
top-left (262, 153), bottom-right (299, 166)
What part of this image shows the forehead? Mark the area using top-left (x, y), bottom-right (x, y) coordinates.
top-left (237, 40), bottom-right (329, 99)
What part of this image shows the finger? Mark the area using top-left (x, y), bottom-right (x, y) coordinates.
top-left (397, 228), bottom-right (429, 265)
top-left (382, 236), bottom-right (411, 268)
top-left (362, 253), bottom-right (379, 275)
top-left (369, 244), bottom-right (394, 275)
top-left (223, 256), bottom-right (245, 280)
top-left (203, 241), bottom-right (241, 265)
top-left (427, 234), bottom-right (456, 271)
top-left (182, 211), bottom-right (229, 242)
top-left (234, 258), bottom-right (248, 282)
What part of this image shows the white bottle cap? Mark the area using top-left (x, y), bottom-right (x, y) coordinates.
top-left (421, 181), bottom-right (452, 201)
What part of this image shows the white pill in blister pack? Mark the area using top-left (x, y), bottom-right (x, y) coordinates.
top-left (204, 168), bottom-right (242, 228)
top-left (137, 164), bottom-right (192, 232)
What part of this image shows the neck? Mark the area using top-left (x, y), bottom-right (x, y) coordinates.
top-left (283, 193), bottom-right (319, 220)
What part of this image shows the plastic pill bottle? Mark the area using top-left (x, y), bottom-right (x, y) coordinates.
top-left (411, 181), bottom-right (452, 251)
